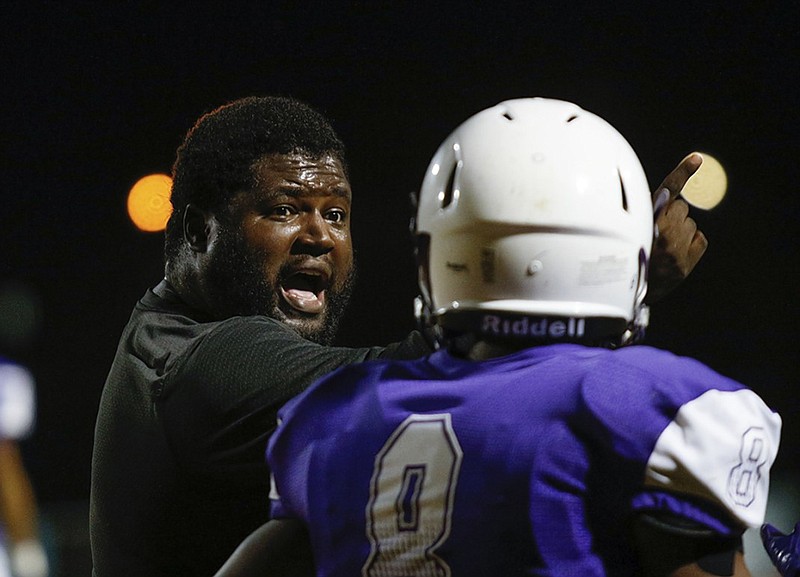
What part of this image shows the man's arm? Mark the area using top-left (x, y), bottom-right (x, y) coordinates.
top-left (647, 153), bottom-right (709, 303)
top-left (213, 518), bottom-right (314, 577)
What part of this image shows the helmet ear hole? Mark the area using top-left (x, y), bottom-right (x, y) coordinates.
top-left (441, 161), bottom-right (459, 209)
top-left (619, 170), bottom-right (629, 212)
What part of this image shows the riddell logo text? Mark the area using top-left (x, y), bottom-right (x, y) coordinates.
top-left (481, 315), bottom-right (585, 338)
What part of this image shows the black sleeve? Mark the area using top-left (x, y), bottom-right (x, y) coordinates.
top-left (170, 316), bottom-right (430, 408)
top-left (376, 327), bottom-right (434, 360)
top-left (161, 316), bottom-right (431, 469)
top-left (633, 513), bottom-right (744, 577)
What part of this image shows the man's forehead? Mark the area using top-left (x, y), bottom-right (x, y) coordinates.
top-left (252, 152), bottom-right (351, 198)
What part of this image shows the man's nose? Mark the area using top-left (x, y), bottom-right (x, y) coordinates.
top-left (294, 211), bottom-right (335, 254)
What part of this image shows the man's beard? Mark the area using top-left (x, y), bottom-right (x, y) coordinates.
top-left (205, 226), bottom-right (356, 345)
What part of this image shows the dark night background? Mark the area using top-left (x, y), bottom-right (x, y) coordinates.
top-left (2, 2), bottom-right (798, 574)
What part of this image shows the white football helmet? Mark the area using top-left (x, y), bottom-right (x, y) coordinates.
top-left (414, 98), bottom-right (654, 347)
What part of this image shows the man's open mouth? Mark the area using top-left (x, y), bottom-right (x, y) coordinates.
top-left (280, 271), bottom-right (328, 314)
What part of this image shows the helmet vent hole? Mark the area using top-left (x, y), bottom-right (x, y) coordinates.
top-left (618, 170), bottom-right (629, 212)
top-left (502, 111), bottom-right (514, 121)
top-left (441, 162), bottom-right (458, 208)
top-left (566, 114), bottom-right (578, 123)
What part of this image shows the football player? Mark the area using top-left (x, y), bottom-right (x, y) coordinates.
top-left (217, 98), bottom-right (782, 577)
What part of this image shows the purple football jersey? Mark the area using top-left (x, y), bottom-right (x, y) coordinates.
top-left (268, 344), bottom-right (781, 577)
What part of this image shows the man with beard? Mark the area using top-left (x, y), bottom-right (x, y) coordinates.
top-left (90, 96), bottom-right (708, 577)
top-left (90, 96), bottom-right (434, 577)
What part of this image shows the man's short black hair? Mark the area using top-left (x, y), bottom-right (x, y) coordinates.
top-left (165, 95), bottom-right (347, 263)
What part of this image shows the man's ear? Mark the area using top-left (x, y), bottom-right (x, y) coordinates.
top-left (183, 204), bottom-right (213, 253)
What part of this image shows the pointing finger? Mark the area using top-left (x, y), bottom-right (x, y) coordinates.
top-left (655, 152), bottom-right (703, 201)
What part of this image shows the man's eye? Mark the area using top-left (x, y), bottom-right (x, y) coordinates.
top-left (271, 205), bottom-right (296, 218)
top-left (326, 209), bottom-right (346, 223)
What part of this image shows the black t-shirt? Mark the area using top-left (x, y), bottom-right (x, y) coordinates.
top-left (90, 280), bottom-right (431, 577)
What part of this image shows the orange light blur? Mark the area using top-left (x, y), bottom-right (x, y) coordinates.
top-left (127, 174), bottom-right (173, 232)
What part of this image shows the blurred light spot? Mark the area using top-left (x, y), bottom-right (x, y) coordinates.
top-left (681, 152), bottom-right (728, 210)
top-left (127, 174), bottom-right (173, 232)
